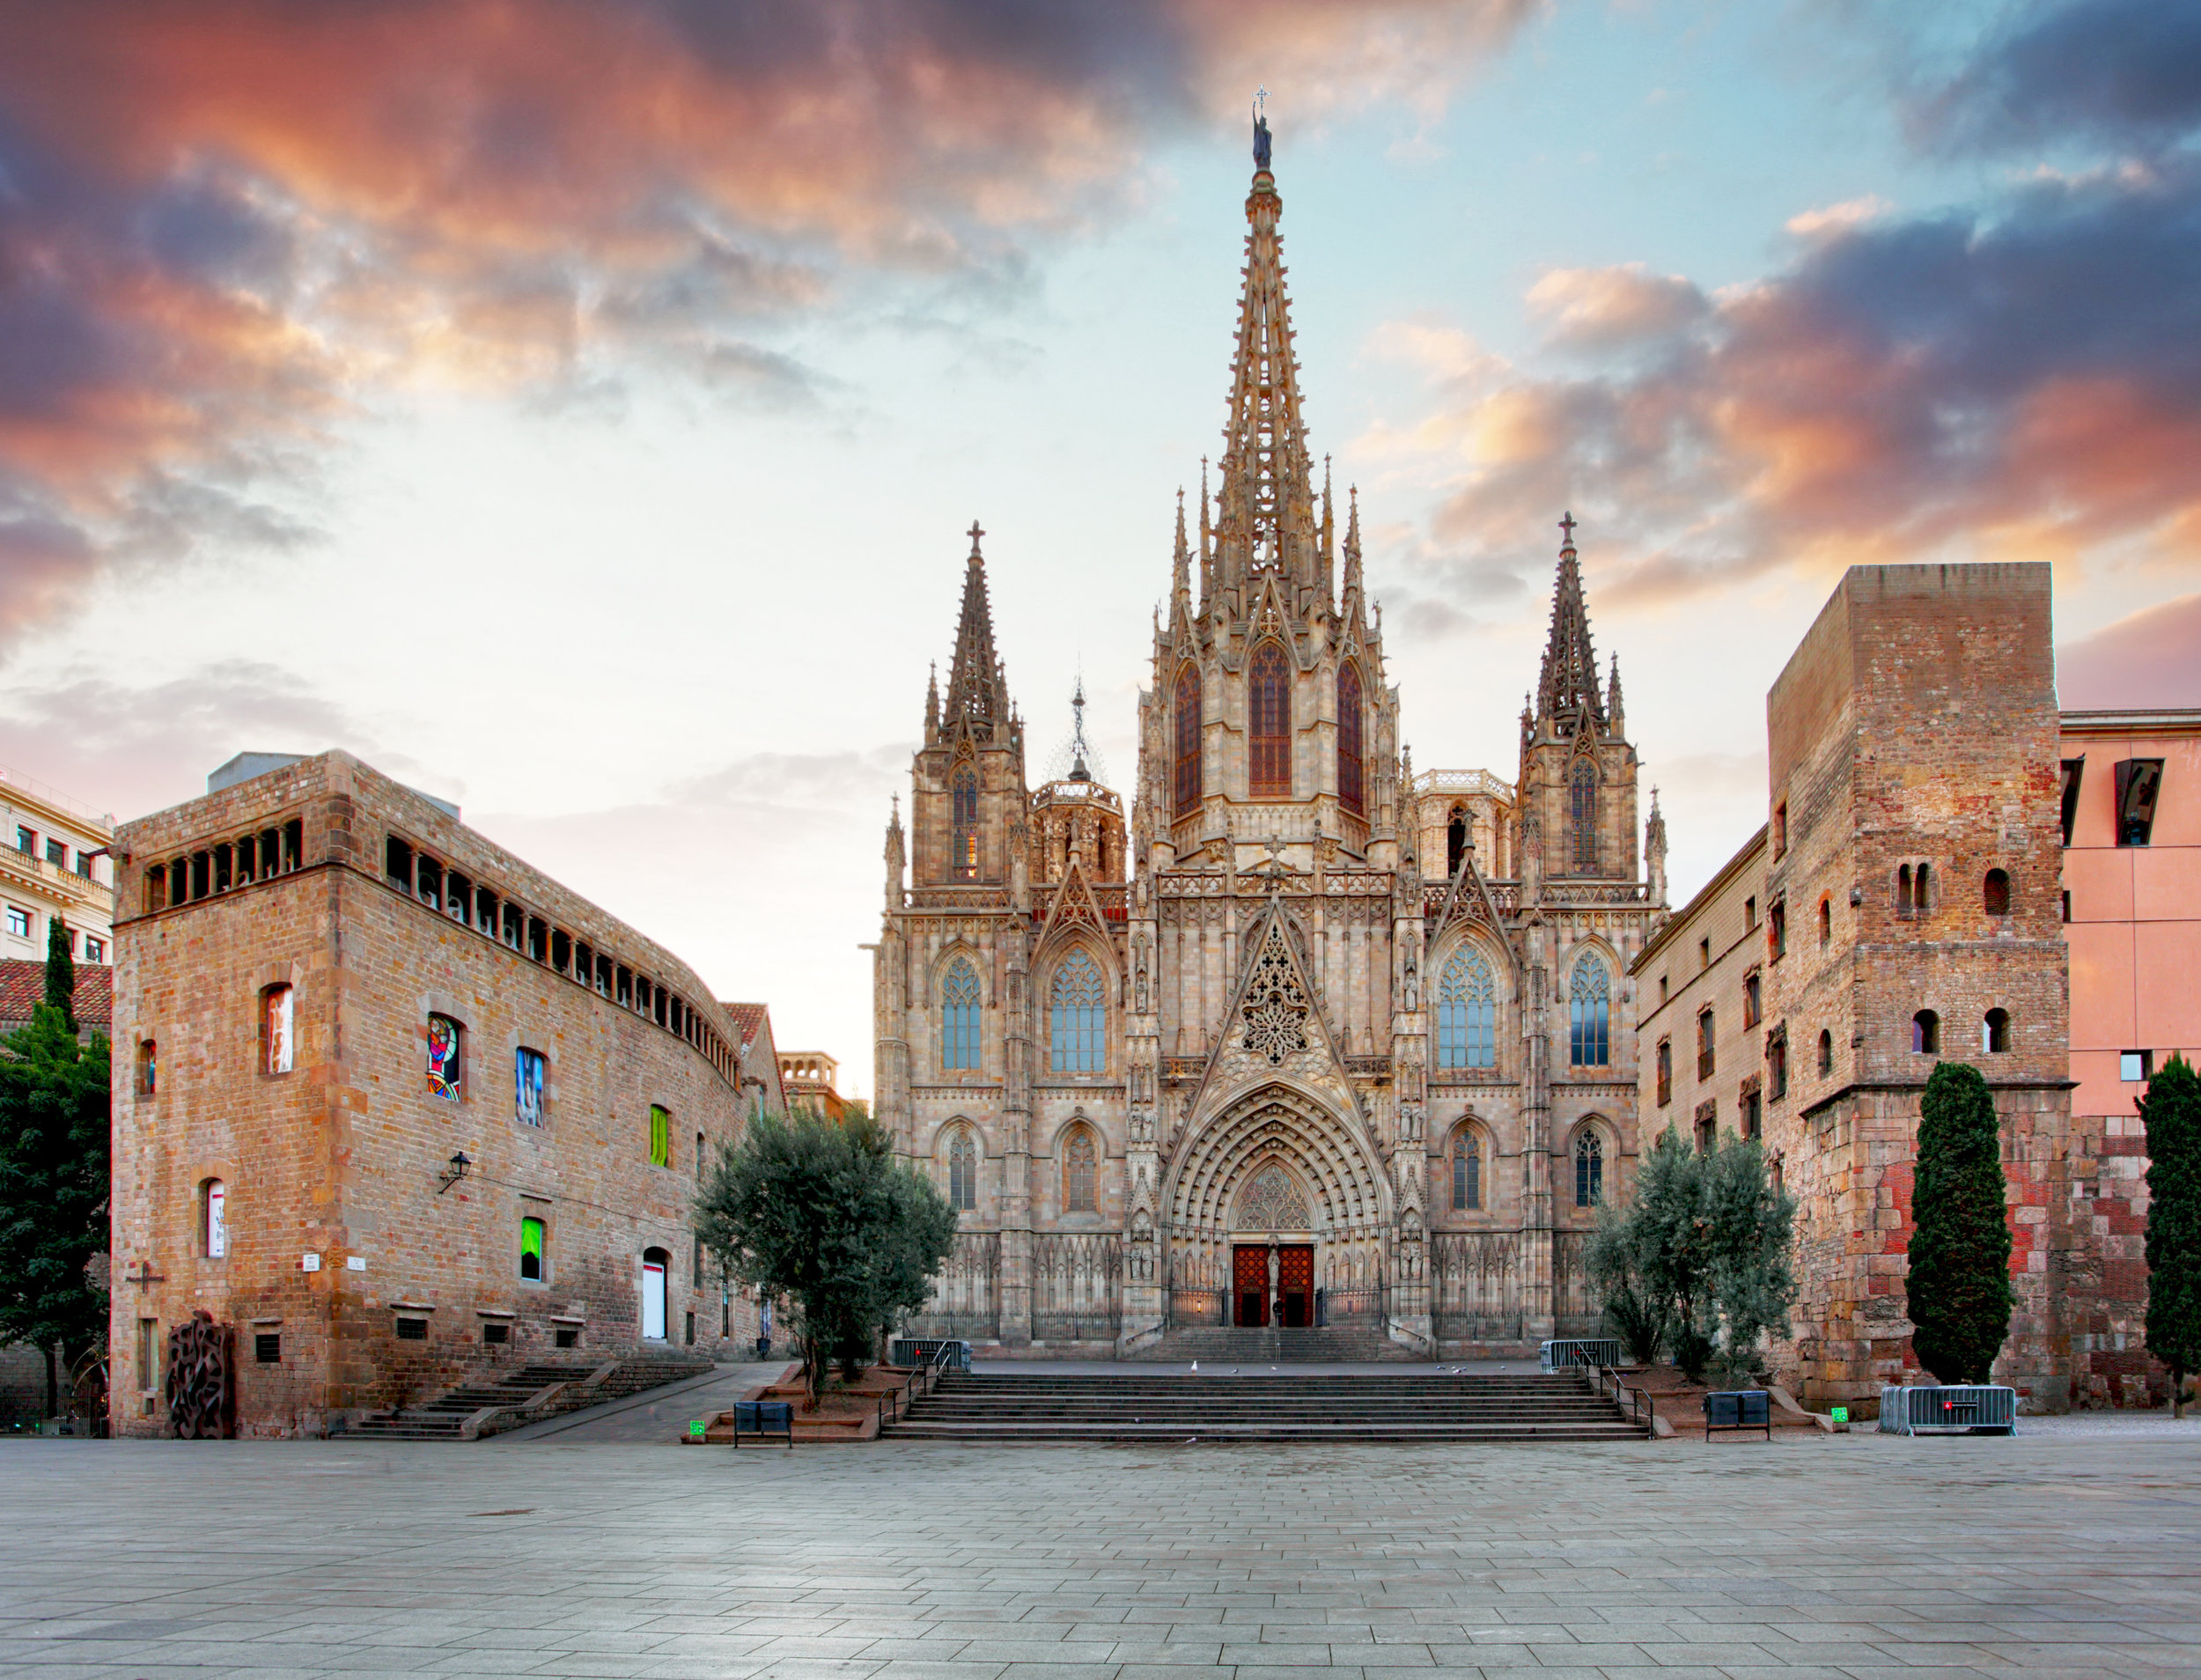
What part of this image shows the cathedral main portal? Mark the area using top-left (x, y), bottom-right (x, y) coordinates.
top-left (1232, 1242), bottom-right (1314, 1327)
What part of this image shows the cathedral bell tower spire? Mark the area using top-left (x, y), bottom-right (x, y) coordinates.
top-left (1216, 110), bottom-right (1320, 598)
top-left (1536, 512), bottom-right (1605, 734)
top-left (946, 520), bottom-right (1012, 736)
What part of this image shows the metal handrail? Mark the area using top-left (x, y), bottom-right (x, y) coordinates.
top-left (1584, 1359), bottom-right (1656, 1438)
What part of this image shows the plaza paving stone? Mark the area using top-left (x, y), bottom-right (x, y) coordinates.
top-left (3, 1429), bottom-right (2200, 1679)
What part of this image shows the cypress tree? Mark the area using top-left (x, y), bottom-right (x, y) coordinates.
top-left (2141, 1056), bottom-right (2201, 1418)
top-left (1906, 1061), bottom-right (2014, 1384)
top-left (43, 917), bottom-right (75, 1034)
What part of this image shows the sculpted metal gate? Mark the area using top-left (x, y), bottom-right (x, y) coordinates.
top-left (165, 1309), bottom-right (233, 1439)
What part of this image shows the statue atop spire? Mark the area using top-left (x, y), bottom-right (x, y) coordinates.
top-left (945, 520), bottom-right (1011, 731)
top-left (1535, 510), bottom-right (1605, 733)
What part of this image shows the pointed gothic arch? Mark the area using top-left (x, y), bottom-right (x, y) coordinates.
top-left (937, 1121), bottom-right (979, 1212)
top-left (951, 761), bottom-right (980, 881)
top-left (1048, 947), bottom-right (1108, 1073)
top-left (1447, 1118), bottom-right (1486, 1212)
top-left (1568, 947), bottom-right (1612, 1068)
top-left (1569, 1117), bottom-right (1609, 1208)
top-left (1569, 755), bottom-right (1598, 873)
top-left (1446, 804), bottom-right (1468, 880)
top-left (1248, 639), bottom-right (1292, 797)
top-left (1336, 661), bottom-right (1364, 815)
top-left (1060, 1120), bottom-right (1100, 1214)
top-left (939, 954), bottom-right (982, 1072)
top-left (1174, 664), bottom-right (1202, 816)
top-left (1434, 943), bottom-right (1499, 1071)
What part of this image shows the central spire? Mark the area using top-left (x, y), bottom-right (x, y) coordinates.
top-left (945, 519), bottom-right (1010, 731)
top-left (1215, 112), bottom-right (1318, 592)
top-left (1536, 512), bottom-right (1606, 733)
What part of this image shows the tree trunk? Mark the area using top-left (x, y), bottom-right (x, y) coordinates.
top-left (42, 1343), bottom-right (57, 1420)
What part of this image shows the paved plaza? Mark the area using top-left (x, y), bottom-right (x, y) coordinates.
top-left (6, 1426), bottom-right (2201, 1680)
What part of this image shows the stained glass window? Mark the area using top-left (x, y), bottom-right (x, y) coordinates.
top-left (427, 1013), bottom-right (461, 1102)
top-left (1174, 666), bottom-right (1202, 816)
top-left (1575, 1131), bottom-right (1603, 1207)
top-left (1249, 641), bottom-right (1291, 797)
top-left (262, 984), bottom-right (293, 1075)
top-left (1571, 759), bottom-right (1598, 873)
top-left (1436, 949), bottom-right (1498, 1070)
top-left (649, 1103), bottom-right (672, 1168)
top-left (520, 1216), bottom-right (545, 1282)
top-left (941, 959), bottom-right (981, 1071)
top-left (952, 767), bottom-right (980, 881)
top-left (948, 1129), bottom-right (976, 1211)
top-left (1065, 1129), bottom-right (1097, 1212)
top-left (515, 1047), bottom-right (546, 1126)
top-left (1337, 662), bottom-right (1364, 814)
top-left (1452, 1131), bottom-right (1481, 1210)
top-left (1050, 949), bottom-right (1106, 1072)
top-left (1569, 953), bottom-right (1610, 1067)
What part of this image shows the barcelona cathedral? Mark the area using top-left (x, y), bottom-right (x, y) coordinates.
top-left (874, 119), bottom-right (1667, 1356)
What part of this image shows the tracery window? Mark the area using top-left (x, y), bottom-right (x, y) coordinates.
top-left (1570, 759), bottom-right (1598, 873)
top-left (952, 767), bottom-right (980, 881)
top-left (1049, 950), bottom-right (1106, 1072)
top-left (1451, 1129), bottom-right (1481, 1211)
top-left (1574, 1131), bottom-right (1603, 1208)
top-left (1249, 641), bottom-right (1291, 798)
top-left (1569, 953), bottom-right (1610, 1067)
top-left (1435, 948), bottom-right (1497, 1070)
top-left (1336, 662), bottom-right (1365, 815)
top-left (947, 1128), bottom-right (977, 1212)
top-left (940, 959), bottom-right (982, 1071)
top-left (1064, 1128), bottom-right (1097, 1213)
top-left (1174, 666), bottom-right (1202, 816)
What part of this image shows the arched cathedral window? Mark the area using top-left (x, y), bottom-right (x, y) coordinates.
top-left (1570, 758), bottom-right (1598, 873)
top-left (1064, 1128), bottom-right (1097, 1213)
top-left (1336, 662), bottom-right (1364, 815)
top-left (947, 1128), bottom-right (977, 1212)
top-left (1249, 641), bottom-right (1291, 798)
top-left (1569, 952), bottom-right (1610, 1068)
top-left (952, 767), bottom-right (980, 881)
top-left (1436, 948), bottom-right (1498, 1070)
top-left (1574, 1131), bottom-right (1604, 1208)
top-left (1446, 806), bottom-right (1468, 880)
top-left (940, 959), bottom-right (981, 1071)
top-left (1174, 666), bottom-right (1202, 816)
top-left (1452, 1128), bottom-right (1482, 1211)
top-left (1050, 950), bottom-right (1106, 1072)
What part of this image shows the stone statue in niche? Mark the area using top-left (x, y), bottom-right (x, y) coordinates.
top-left (1135, 934), bottom-right (1150, 1013)
top-left (1402, 946), bottom-right (1419, 1013)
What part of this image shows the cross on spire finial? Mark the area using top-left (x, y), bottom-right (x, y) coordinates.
top-left (968, 519), bottom-right (985, 556)
top-left (1558, 510), bottom-right (1577, 547)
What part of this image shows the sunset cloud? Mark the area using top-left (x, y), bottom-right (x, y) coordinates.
top-left (0, 0), bottom-right (1535, 654)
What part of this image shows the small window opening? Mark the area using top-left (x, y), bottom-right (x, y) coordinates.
top-left (1741, 1083), bottom-right (1763, 1142)
top-left (1697, 1008), bottom-right (1716, 1079)
top-left (475, 886), bottom-right (496, 934)
top-left (136, 1038), bottom-right (156, 1097)
top-left (1694, 1101), bottom-right (1717, 1154)
top-left (1772, 800), bottom-right (1787, 857)
top-left (2122, 1049), bottom-right (2153, 1083)
top-left (596, 954), bottom-right (614, 998)
top-left (1818, 895), bottom-right (1831, 948)
top-left (1915, 862), bottom-right (1932, 912)
top-left (515, 1047), bottom-right (547, 1126)
top-left (261, 984), bottom-right (294, 1075)
top-left (551, 929), bottom-right (571, 973)
top-left (1911, 1010), bottom-right (1940, 1055)
top-left (2060, 757), bottom-right (2085, 846)
top-left (190, 851), bottom-right (210, 901)
top-left (2061, 889), bottom-right (2072, 923)
top-left (1446, 807), bottom-right (1467, 881)
top-left (1767, 1028), bottom-right (1787, 1101)
top-left (145, 865), bottom-right (167, 914)
top-left (527, 917), bottom-right (548, 962)
top-left (260, 828), bottom-right (279, 878)
top-left (2115, 758), bottom-right (2164, 847)
top-left (1984, 869), bottom-right (2011, 917)
top-left (428, 1013), bottom-right (462, 1102)
top-left (212, 842), bottom-right (233, 894)
top-left (483, 1322), bottom-right (509, 1345)
top-left (254, 1332), bottom-right (281, 1364)
top-left (555, 1326), bottom-right (579, 1349)
top-left (1743, 971), bottom-right (1762, 1030)
top-left (1897, 863), bottom-right (1913, 917)
top-left (1817, 1028), bottom-right (1833, 1075)
top-left (235, 836), bottom-right (255, 886)
top-left (617, 966), bottom-right (633, 1007)
top-left (520, 1215), bottom-right (545, 1282)
top-left (649, 1104), bottom-right (672, 1168)
top-left (202, 1178), bottom-right (228, 1258)
top-left (1984, 1008), bottom-right (2011, 1054)
top-left (282, 819), bottom-right (301, 872)
top-left (1769, 899), bottom-right (1786, 959)
top-left (1654, 1038), bottom-right (1671, 1108)
top-left (394, 1316), bottom-right (427, 1341)
top-left (502, 901), bottom-right (522, 951)
top-left (445, 869), bottom-right (470, 920)
top-left (696, 1132), bottom-right (705, 1183)
top-left (416, 854), bottom-right (442, 909)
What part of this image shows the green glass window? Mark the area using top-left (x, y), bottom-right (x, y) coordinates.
top-left (649, 1104), bottom-right (671, 1168)
top-left (520, 1216), bottom-right (545, 1281)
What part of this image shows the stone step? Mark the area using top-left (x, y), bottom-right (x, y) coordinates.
top-left (350, 1355), bottom-right (712, 1441)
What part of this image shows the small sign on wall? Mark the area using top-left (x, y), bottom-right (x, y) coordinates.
top-left (301, 1253), bottom-right (321, 1271)
top-left (347, 1256), bottom-right (366, 1271)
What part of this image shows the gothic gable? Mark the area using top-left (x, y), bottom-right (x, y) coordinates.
top-left (1182, 899), bottom-right (1365, 1136)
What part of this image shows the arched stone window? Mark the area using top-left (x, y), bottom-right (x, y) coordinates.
top-left (1984, 1008), bottom-right (2011, 1054)
top-left (1912, 1009), bottom-right (1940, 1054)
top-left (1569, 953), bottom-right (1610, 1067)
top-left (1818, 895), bottom-right (1832, 948)
top-left (201, 1177), bottom-right (228, 1258)
top-left (1049, 949), bottom-right (1106, 1072)
top-left (1436, 948), bottom-right (1498, 1070)
top-left (951, 767), bottom-right (980, 881)
top-left (1570, 759), bottom-right (1598, 873)
top-left (261, 983), bottom-right (294, 1075)
top-left (1984, 868), bottom-right (2011, 916)
top-left (1337, 662), bottom-right (1365, 815)
top-left (1817, 1028), bottom-right (1834, 1075)
top-left (1064, 1128), bottom-right (1097, 1213)
top-left (940, 958), bottom-right (981, 1071)
top-left (1446, 806), bottom-right (1468, 880)
top-left (1249, 641), bottom-right (1291, 798)
top-left (1451, 1127), bottom-right (1482, 1211)
top-left (1174, 666), bottom-right (1202, 815)
top-left (1574, 1131), bottom-right (1604, 1208)
top-left (947, 1128), bottom-right (977, 1212)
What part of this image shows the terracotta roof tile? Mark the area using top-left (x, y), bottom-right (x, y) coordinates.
top-left (0, 960), bottom-right (112, 1030)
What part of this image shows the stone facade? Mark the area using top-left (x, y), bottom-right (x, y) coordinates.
top-left (1635, 829), bottom-right (1771, 1153)
top-left (107, 752), bottom-right (766, 1437)
top-left (873, 131), bottom-right (1664, 1357)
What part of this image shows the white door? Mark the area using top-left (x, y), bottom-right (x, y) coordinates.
top-left (642, 1262), bottom-right (666, 1339)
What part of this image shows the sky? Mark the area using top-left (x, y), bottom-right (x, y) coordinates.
top-left (3, 0), bottom-right (2199, 1094)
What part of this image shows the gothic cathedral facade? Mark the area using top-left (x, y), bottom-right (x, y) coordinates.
top-left (874, 126), bottom-right (1669, 1354)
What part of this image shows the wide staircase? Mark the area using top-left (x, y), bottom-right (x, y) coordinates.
top-left (348, 1353), bottom-right (714, 1441)
top-left (887, 1367), bottom-right (1645, 1442)
top-left (1135, 1325), bottom-right (1406, 1363)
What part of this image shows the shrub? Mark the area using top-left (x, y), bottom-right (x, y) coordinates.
top-left (2142, 1056), bottom-right (2201, 1418)
top-left (1905, 1062), bottom-right (2013, 1384)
